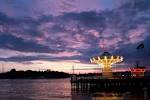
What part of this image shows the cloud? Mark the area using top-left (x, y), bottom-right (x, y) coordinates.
top-left (0, 33), bottom-right (62, 53)
top-left (0, 0), bottom-right (149, 66)
top-left (0, 0), bottom-right (128, 17)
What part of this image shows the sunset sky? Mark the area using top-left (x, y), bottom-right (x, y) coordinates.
top-left (0, 0), bottom-right (150, 73)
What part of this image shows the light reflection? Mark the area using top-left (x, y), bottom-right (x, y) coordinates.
top-left (71, 90), bottom-right (146, 100)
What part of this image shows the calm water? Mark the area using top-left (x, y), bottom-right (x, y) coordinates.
top-left (0, 79), bottom-right (148, 100)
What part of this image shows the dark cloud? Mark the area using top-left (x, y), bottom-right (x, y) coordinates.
top-left (113, 35), bottom-right (150, 66)
top-left (0, 33), bottom-right (62, 53)
top-left (0, 56), bottom-right (41, 62)
top-left (0, 54), bottom-right (82, 63)
top-left (0, 0), bottom-right (150, 66)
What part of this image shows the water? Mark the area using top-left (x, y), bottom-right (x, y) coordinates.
top-left (0, 79), bottom-right (71, 100)
top-left (0, 79), bottom-right (148, 100)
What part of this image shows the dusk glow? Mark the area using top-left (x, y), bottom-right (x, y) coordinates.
top-left (0, 0), bottom-right (150, 73)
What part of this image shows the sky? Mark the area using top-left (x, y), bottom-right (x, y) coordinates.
top-left (0, 0), bottom-right (150, 73)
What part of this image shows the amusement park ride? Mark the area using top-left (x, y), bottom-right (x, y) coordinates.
top-left (89, 37), bottom-right (124, 79)
top-left (90, 52), bottom-right (123, 79)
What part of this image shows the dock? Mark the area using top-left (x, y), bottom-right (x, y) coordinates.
top-left (71, 76), bottom-right (150, 92)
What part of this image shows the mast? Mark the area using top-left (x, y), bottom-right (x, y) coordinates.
top-left (1, 63), bottom-right (4, 73)
top-left (72, 64), bottom-right (75, 74)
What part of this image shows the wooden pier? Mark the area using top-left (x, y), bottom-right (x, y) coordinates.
top-left (71, 76), bottom-right (150, 92)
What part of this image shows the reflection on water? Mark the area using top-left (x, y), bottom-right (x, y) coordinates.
top-left (92, 93), bottom-right (124, 100)
top-left (71, 91), bottom-right (145, 100)
top-left (0, 79), bottom-right (71, 100)
top-left (0, 79), bottom-right (148, 100)
top-left (71, 92), bottom-right (124, 100)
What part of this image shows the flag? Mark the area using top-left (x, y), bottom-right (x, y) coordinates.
top-left (136, 43), bottom-right (144, 49)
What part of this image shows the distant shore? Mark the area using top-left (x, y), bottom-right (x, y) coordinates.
top-left (0, 69), bottom-right (70, 79)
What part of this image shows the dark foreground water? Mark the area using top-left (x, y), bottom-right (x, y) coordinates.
top-left (0, 79), bottom-right (148, 100)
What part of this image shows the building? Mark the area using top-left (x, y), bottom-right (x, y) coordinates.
top-left (130, 66), bottom-right (146, 78)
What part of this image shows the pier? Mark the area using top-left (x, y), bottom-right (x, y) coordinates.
top-left (71, 51), bottom-right (150, 94)
top-left (71, 76), bottom-right (150, 92)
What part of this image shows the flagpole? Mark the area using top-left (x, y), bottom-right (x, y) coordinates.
top-left (136, 42), bottom-right (144, 67)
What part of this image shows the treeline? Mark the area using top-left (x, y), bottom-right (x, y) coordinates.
top-left (0, 69), bottom-right (70, 79)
